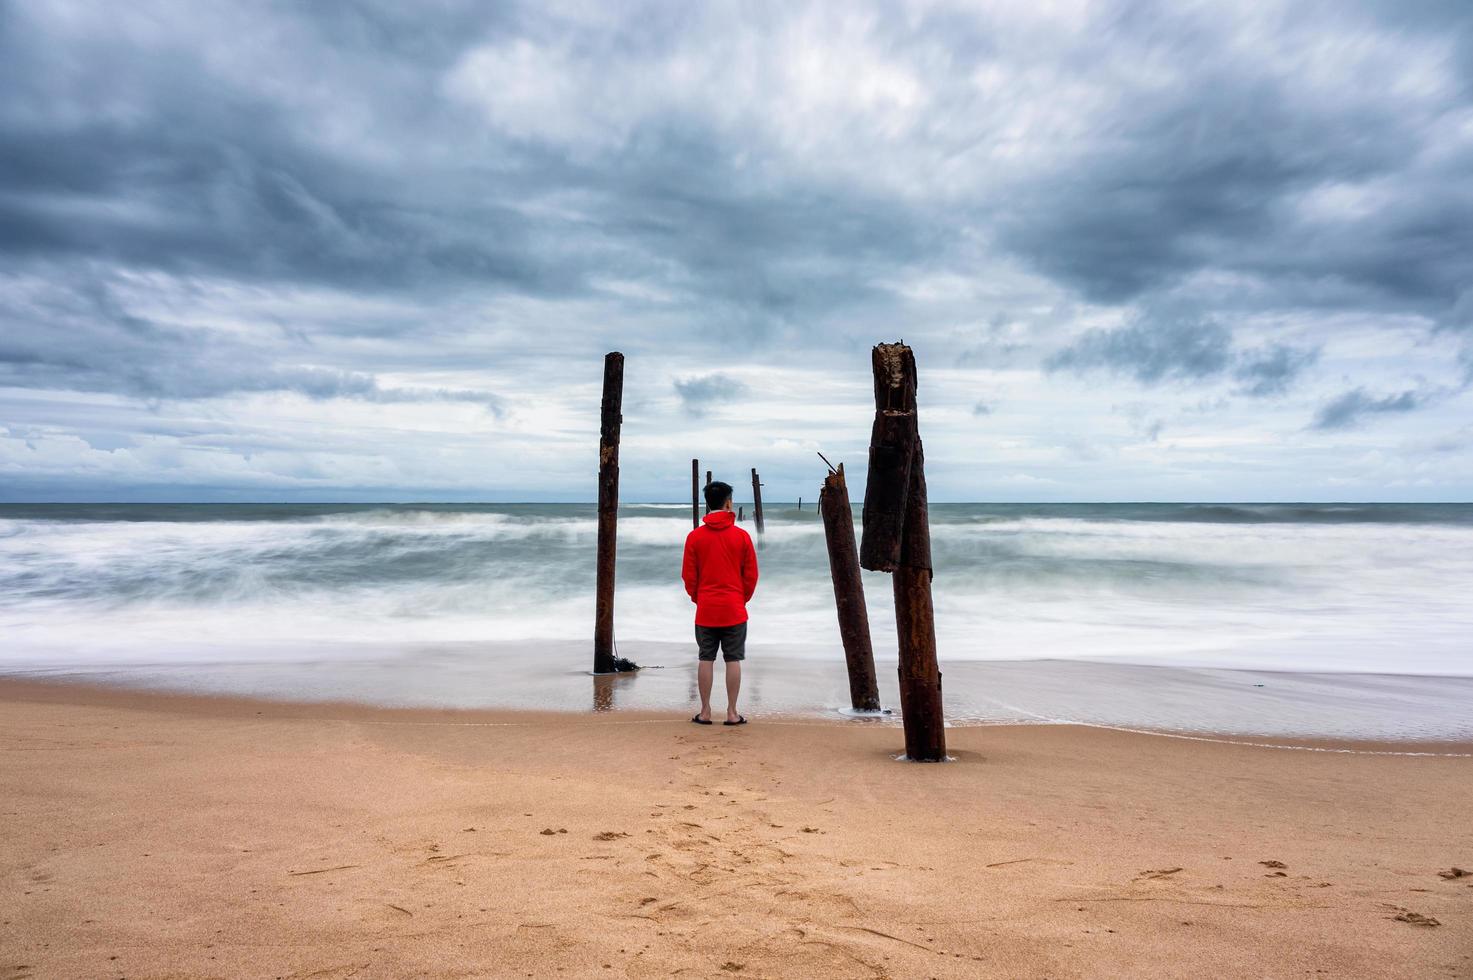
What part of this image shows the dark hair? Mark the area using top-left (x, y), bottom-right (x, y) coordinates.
top-left (704, 480), bottom-right (733, 512)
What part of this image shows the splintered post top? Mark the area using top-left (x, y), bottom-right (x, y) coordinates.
top-left (821, 461), bottom-right (846, 498)
top-left (860, 343), bottom-right (920, 573)
top-left (599, 352), bottom-right (624, 443)
top-left (871, 342), bottom-right (916, 415)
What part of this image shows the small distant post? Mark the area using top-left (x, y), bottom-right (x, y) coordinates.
top-left (820, 462), bottom-right (881, 713)
top-left (798, 497), bottom-right (802, 511)
top-left (593, 352), bottom-right (624, 675)
top-left (691, 459), bottom-right (700, 530)
top-left (859, 342), bottom-right (945, 761)
top-left (738, 506), bottom-right (744, 521)
top-left (705, 469), bottom-right (712, 515)
top-left (751, 468), bottom-right (766, 535)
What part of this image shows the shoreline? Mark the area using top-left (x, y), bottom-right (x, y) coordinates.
top-left (2, 675), bottom-right (1473, 757)
top-left (3, 648), bottom-right (1471, 744)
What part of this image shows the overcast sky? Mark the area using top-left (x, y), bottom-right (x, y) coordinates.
top-left (3, 0), bottom-right (1471, 503)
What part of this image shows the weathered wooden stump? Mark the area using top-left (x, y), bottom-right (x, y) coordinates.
top-left (820, 462), bottom-right (881, 712)
top-left (691, 458), bottom-right (700, 530)
top-left (859, 343), bottom-right (945, 760)
top-left (751, 468), bottom-right (765, 535)
top-left (594, 352), bottom-right (625, 674)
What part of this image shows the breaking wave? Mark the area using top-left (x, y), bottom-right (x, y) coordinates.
top-left (1, 502), bottom-right (1470, 675)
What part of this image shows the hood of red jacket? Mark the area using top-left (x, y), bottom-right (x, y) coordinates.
top-left (702, 510), bottom-right (736, 530)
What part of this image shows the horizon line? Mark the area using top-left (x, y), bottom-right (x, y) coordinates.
top-left (2, 499), bottom-right (1469, 507)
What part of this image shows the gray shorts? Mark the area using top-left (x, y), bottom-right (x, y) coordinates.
top-left (695, 622), bottom-right (747, 662)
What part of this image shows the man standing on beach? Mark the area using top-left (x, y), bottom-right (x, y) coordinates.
top-left (682, 480), bottom-right (758, 726)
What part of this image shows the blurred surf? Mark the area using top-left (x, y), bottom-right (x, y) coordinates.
top-left (0, 502), bottom-right (1469, 677)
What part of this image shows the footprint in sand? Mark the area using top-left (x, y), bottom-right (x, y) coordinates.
top-left (1259, 860), bottom-right (1288, 869)
top-left (594, 831), bottom-right (630, 841)
top-left (539, 828), bottom-right (568, 836)
top-left (1391, 909), bottom-right (1441, 927)
top-left (1135, 867), bottom-right (1183, 880)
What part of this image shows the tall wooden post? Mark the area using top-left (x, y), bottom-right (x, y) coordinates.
top-left (705, 469), bottom-right (712, 514)
top-left (594, 352), bottom-right (624, 674)
top-left (691, 459), bottom-right (700, 529)
top-left (820, 463), bottom-right (881, 712)
top-left (738, 506), bottom-right (744, 521)
top-left (860, 343), bottom-right (945, 761)
top-left (751, 468), bottom-right (765, 535)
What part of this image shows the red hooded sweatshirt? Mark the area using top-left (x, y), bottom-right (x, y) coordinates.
top-left (682, 510), bottom-right (759, 627)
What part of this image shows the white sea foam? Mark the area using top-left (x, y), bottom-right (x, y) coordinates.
top-left (0, 504), bottom-right (1469, 677)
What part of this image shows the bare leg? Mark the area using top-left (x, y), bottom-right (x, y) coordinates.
top-left (725, 660), bottom-right (742, 723)
top-left (696, 660), bottom-right (714, 721)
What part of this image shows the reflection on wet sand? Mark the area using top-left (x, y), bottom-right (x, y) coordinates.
top-left (592, 673), bottom-right (615, 711)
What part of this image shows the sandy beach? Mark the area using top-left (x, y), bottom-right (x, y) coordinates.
top-left (1, 679), bottom-right (1469, 979)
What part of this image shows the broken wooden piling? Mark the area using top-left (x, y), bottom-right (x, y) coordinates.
top-left (705, 469), bottom-right (712, 515)
top-left (820, 462), bottom-right (881, 713)
top-left (859, 342), bottom-right (945, 760)
top-left (691, 458), bottom-right (700, 530)
top-left (593, 352), bottom-right (624, 674)
top-left (750, 468), bottom-right (766, 535)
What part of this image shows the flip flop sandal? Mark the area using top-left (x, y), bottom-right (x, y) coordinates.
top-left (723, 715), bottom-right (748, 726)
top-left (691, 714), bottom-right (713, 725)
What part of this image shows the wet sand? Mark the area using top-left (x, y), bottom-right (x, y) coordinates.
top-left (9, 642), bottom-right (1473, 742)
top-left (1, 678), bottom-right (1470, 978)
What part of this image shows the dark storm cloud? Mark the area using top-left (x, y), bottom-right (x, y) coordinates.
top-left (1048, 316), bottom-right (1321, 401)
top-left (989, 4), bottom-right (1473, 328)
top-left (0, 2), bottom-right (933, 317)
top-left (1362, 0), bottom-right (1473, 93)
top-left (1311, 387), bottom-right (1426, 430)
top-left (4, 2), bottom-right (1469, 350)
top-left (673, 372), bottom-right (748, 416)
top-left (1046, 318), bottom-right (1233, 384)
top-left (0, 105), bottom-right (573, 296)
top-left (0, 273), bottom-right (501, 409)
top-left (1233, 344), bottom-right (1321, 397)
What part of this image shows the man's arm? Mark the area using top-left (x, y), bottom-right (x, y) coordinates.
top-left (682, 533), bottom-right (698, 603)
top-left (742, 532), bottom-right (759, 602)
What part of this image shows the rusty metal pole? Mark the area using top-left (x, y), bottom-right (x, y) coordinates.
top-left (859, 342), bottom-right (945, 761)
top-left (705, 469), bottom-right (712, 515)
top-left (820, 463), bottom-right (881, 712)
top-left (751, 468), bottom-right (765, 536)
top-left (691, 459), bottom-right (700, 530)
top-left (593, 352), bottom-right (624, 674)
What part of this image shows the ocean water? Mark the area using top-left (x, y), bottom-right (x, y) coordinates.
top-left (1, 502), bottom-right (1470, 738)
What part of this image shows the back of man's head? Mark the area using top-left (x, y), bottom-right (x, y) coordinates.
top-left (704, 480), bottom-right (733, 512)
